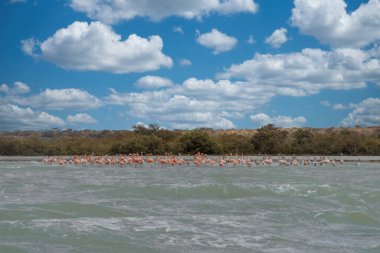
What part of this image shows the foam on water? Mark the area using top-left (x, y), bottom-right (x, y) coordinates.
top-left (0, 161), bottom-right (380, 252)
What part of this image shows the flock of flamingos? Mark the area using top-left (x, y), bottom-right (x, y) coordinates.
top-left (42, 153), bottom-right (345, 167)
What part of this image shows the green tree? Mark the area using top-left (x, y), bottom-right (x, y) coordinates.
top-left (133, 123), bottom-right (161, 135)
top-left (251, 124), bottom-right (288, 154)
top-left (179, 130), bottom-right (216, 154)
top-left (292, 128), bottom-right (314, 154)
top-left (110, 137), bottom-right (147, 154)
top-left (216, 134), bottom-right (254, 154)
top-left (338, 130), bottom-right (364, 155)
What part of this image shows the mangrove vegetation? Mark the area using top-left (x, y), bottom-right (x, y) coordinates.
top-left (0, 124), bottom-right (379, 156)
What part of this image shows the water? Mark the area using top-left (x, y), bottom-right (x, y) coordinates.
top-left (0, 162), bottom-right (380, 253)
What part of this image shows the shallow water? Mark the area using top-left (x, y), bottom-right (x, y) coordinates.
top-left (0, 162), bottom-right (379, 253)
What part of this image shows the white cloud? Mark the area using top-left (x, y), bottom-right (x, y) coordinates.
top-left (341, 98), bottom-right (380, 126)
top-left (12, 88), bottom-right (103, 110)
top-left (0, 84), bottom-right (10, 93)
top-left (247, 35), bottom-right (255, 45)
top-left (134, 122), bottom-right (149, 127)
top-left (173, 26), bottom-right (184, 34)
top-left (13, 81), bottom-right (30, 94)
top-left (70, 0), bottom-right (258, 24)
top-left (20, 38), bottom-right (39, 58)
top-left (265, 28), bottom-right (287, 48)
top-left (291, 0), bottom-right (380, 48)
top-left (218, 48), bottom-right (380, 96)
top-left (250, 113), bottom-right (307, 127)
top-left (221, 111), bottom-right (244, 119)
top-left (107, 78), bottom-right (275, 129)
top-left (169, 113), bottom-right (236, 130)
top-left (321, 100), bottom-right (358, 110)
top-left (0, 82), bottom-right (30, 95)
top-left (0, 85), bottom-right (102, 129)
top-left (179, 58), bottom-right (192, 66)
top-left (332, 103), bottom-right (347, 110)
top-left (196, 28), bottom-right (238, 54)
top-left (0, 104), bottom-right (64, 130)
top-left (9, 0), bottom-right (27, 3)
top-left (136, 76), bottom-right (174, 89)
top-left (22, 21), bottom-right (172, 74)
top-left (320, 100), bottom-right (331, 107)
top-left (370, 44), bottom-right (380, 58)
top-left (181, 78), bottom-right (273, 110)
top-left (67, 113), bottom-right (97, 124)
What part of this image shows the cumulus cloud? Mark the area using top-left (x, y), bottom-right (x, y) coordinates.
top-left (67, 113), bottom-right (97, 124)
top-left (340, 98), bottom-right (380, 127)
top-left (196, 28), bottom-right (238, 54)
top-left (70, 0), bottom-right (258, 24)
top-left (179, 58), bottom-right (192, 66)
top-left (11, 88), bottom-right (103, 110)
top-left (20, 38), bottom-right (39, 58)
top-left (218, 47), bottom-right (380, 96)
top-left (0, 84), bottom-right (10, 93)
top-left (107, 78), bottom-right (275, 129)
top-left (265, 28), bottom-right (287, 48)
top-left (0, 104), bottom-right (64, 130)
top-left (0, 81), bottom-right (30, 95)
top-left (21, 21), bottom-right (172, 74)
top-left (320, 100), bottom-right (357, 110)
top-left (136, 76), bottom-right (174, 89)
top-left (250, 113), bottom-right (307, 127)
top-left (291, 0), bottom-right (380, 48)
top-left (0, 85), bottom-right (103, 129)
top-left (13, 81), bottom-right (30, 94)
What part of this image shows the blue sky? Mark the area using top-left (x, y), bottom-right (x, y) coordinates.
top-left (0, 0), bottom-right (379, 130)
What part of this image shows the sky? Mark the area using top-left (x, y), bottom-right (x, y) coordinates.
top-left (0, 0), bottom-right (379, 131)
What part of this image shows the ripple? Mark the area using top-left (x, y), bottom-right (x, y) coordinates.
top-left (0, 161), bottom-right (379, 252)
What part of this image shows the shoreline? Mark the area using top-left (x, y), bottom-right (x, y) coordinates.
top-left (1, 155), bottom-right (379, 163)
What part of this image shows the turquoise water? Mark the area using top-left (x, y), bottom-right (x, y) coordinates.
top-left (0, 162), bottom-right (380, 253)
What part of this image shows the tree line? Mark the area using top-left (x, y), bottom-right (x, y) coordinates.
top-left (0, 124), bottom-right (379, 156)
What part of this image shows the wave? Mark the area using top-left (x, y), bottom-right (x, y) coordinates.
top-left (314, 211), bottom-right (380, 227)
top-left (134, 183), bottom-right (338, 200)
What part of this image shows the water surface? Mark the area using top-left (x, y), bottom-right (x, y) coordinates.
top-left (1, 162), bottom-right (379, 252)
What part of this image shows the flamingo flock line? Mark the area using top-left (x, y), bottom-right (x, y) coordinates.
top-left (42, 153), bottom-right (345, 167)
